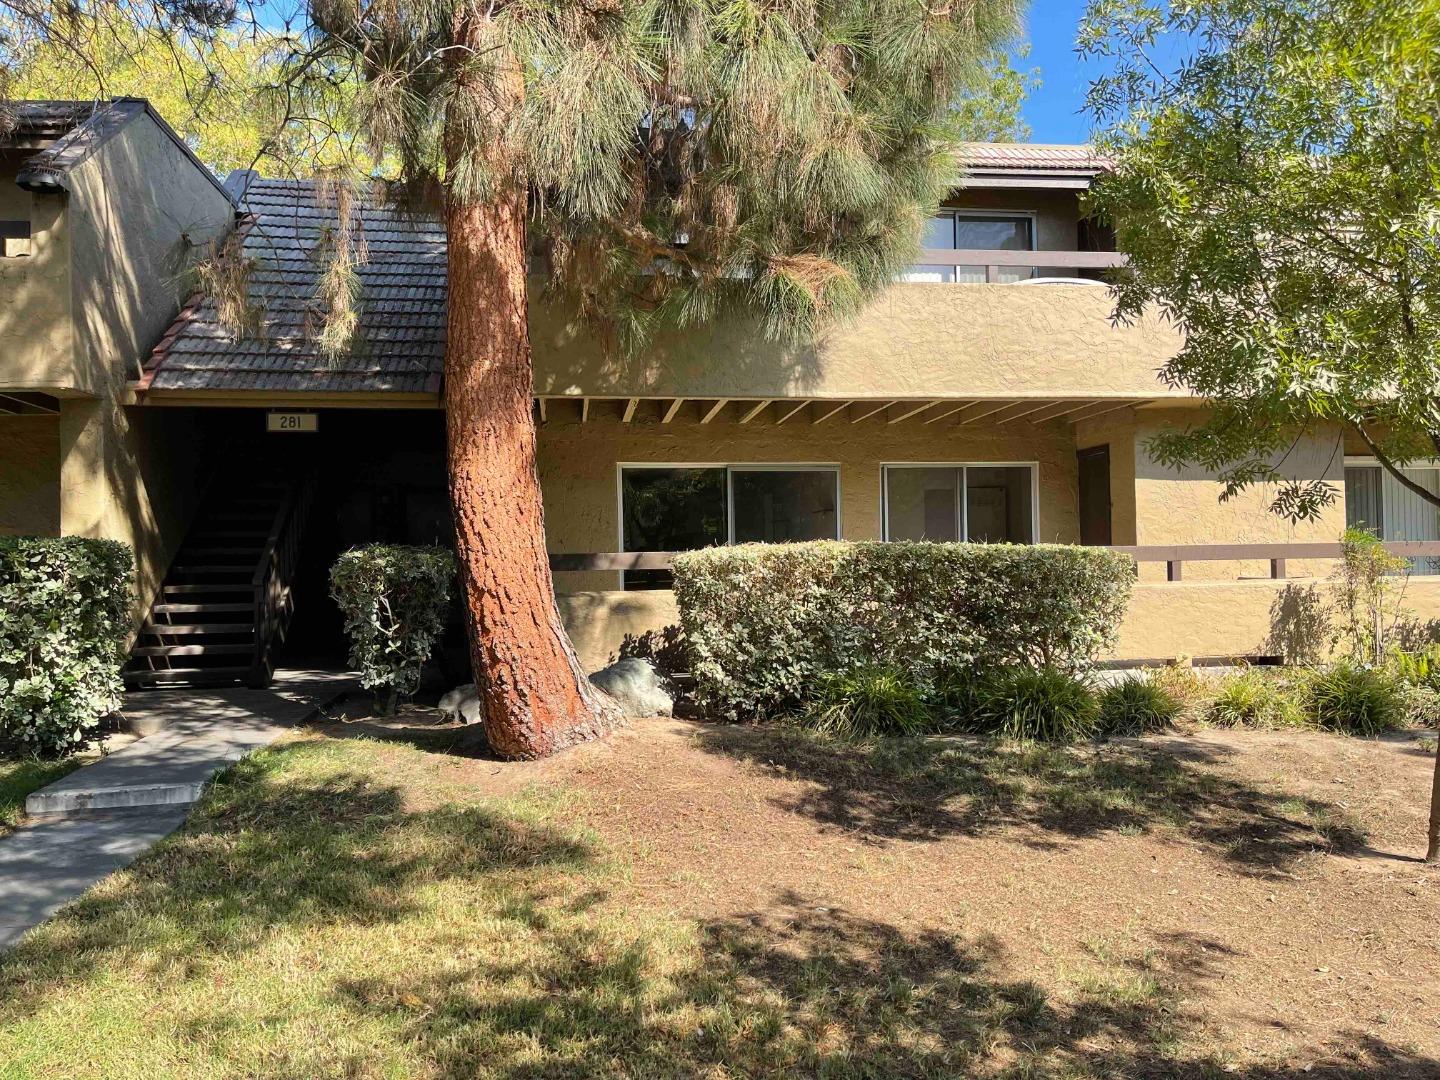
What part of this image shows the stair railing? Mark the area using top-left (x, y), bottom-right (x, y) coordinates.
top-left (248, 467), bottom-right (319, 688)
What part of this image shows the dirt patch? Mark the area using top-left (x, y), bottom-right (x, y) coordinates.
top-left (546, 720), bottom-right (1440, 1072)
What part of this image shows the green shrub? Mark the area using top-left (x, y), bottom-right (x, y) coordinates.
top-left (1304, 662), bottom-right (1404, 736)
top-left (1097, 675), bottom-right (1181, 736)
top-left (0, 537), bottom-right (133, 757)
top-left (330, 545), bottom-right (456, 714)
top-left (1205, 669), bottom-right (1307, 730)
top-left (968, 667), bottom-right (1100, 743)
top-left (800, 666), bottom-right (933, 738)
top-left (1145, 662), bottom-right (1214, 722)
top-left (673, 541), bottom-right (1134, 721)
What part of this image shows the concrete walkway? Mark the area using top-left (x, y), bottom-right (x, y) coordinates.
top-left (0, 670), bottom-right (354, 951)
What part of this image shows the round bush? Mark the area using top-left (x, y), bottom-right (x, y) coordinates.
top-left (1305, 662), bottom-right (1404, 736)
top-left (330, 545), bottom-right (456, 713)
top-left (0, 537), bottom-right (133, 757)
top-left (802, 666), bottom-right (933, 738)
top-left (1098, 675), bottom-right (1181, 736)
top-left (970, 667), bottom-right (1100, 743)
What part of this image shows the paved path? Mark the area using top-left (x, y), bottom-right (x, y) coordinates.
top-left (0, 670), bottom-right (354, 951)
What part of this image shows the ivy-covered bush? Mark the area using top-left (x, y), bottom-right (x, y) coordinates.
top-left (673, 541), bottom-right (1134, 721)
top-left (330, 545), bottom-right (456, 714)
top-left (0, 537), bottom-right (133, 757)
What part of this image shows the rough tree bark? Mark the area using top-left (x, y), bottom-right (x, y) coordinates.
top-left (441, 37), bottom-right (619, 758)
top-left (443, 191), bottom-right (620, 759)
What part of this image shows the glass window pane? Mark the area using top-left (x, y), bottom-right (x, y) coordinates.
top-left (954, 216), bottom-right (1032, 250)
top-left (1344, 466), bottom-right (1383, 536)
top-left (921, 214), bottom-right (956, 248)
top-left (621, 467), bottom-right (727, 589)
top-left (965, 466), bottom-right (1034, 543)
top-left (900, 264), bottom-right (957, 284)
top-left (886, 468), bottom-right (960, 541)
top-left (732, 470), bottom-right (838, 543)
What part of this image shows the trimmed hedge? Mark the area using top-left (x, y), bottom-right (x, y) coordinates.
top-left (0, 537), bottom-right (133, 757)
top-left (330, 545), bottom-right (456, 713)
top-left (673, 541), bottom-right (1134, 721)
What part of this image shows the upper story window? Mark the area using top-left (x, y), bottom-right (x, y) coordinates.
top-left (1, 219), bottom-right (31, 258)
top-left (904, 211), bottom-right (1035, 284)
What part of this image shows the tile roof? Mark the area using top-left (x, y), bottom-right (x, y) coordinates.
top-left (3, 100), bottom-right (101, 141)
top-left (960, 142), bottom-right (1111, 173)
top-left (142, 177), bottom-right (446, 396)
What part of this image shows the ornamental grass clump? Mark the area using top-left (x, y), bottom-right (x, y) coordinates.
top-left (1304, 662), bottom-right (1404, 737)
top-left (801, 666), bottom-right (933, 739)
top-left (674, 541), bottom-right (1133, 722)
top-left (969, 667), bottom-right (1100, 743)
top-left (1097, 675), bottom-right (1181, 737)
top-left (330, 545), bottom-right (456, 715)
top-left (0, 537), bottom-right (132, 757)
top-left (1205, 669), bottom-right (1307, 731)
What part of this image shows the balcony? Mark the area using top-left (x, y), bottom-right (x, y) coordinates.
top-left (907, 247), bottom-right (1128, 285)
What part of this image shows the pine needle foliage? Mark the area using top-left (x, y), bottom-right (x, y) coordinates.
top-left (297, 0), bottom-right (1023, 349)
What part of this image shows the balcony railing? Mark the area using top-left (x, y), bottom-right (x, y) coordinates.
top-left (912, 248), bottom-right (1128, 284)
top-left (550, 541), bottom-right (1440, 581)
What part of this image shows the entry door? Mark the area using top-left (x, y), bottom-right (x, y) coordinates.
top-left (1077, 445), bottom-right (1112, 546)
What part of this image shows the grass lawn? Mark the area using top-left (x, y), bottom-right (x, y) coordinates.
top-left (0, 755), bottom-right (83, 837)
top-left (0, 716), bottom-right (1437, 1078)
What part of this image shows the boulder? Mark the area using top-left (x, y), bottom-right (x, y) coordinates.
top-left (589, 658), bottom-right (674, 717)
top-left (439, 683), bottom-right (481, 725)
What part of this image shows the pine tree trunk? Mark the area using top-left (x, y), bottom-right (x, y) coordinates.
top-left (443, 189), bottom-right (619, 759)
top-left (1427, 739), bottom-right (1440, 863)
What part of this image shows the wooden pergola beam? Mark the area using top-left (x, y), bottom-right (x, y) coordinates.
top-left (581, 397), bottom-right (591, 423)
top-left (1064, 399), bottom-right (1145, 424)
top-left (850, 400), bottom-right (895, 424)
top-left (811, 400), bottom-right (853, 424)
top-left (701, 399), bottom-right (730, 423)
top-left (662, 398), bottom-right (685, 423)
top-left (774, 400), bottom-right (811, 424)
top-left (738, 399), bottom-right (772, 424)
top-left (622, 398), bottom-right (640, 423)
top-left (993, 399), bottom-right (1066, 424)
top-left (888, 400), bottom-right (940, 424)
top-left (1023, 399), bottom-right (1094, 424)
top-left (955, 400), bottom-right (1018, 425)
top-left (923, 400), bottom-right (976, 425)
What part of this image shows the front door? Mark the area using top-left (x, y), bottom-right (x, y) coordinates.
top-left (1077, 445), bottom-right (1112, 546)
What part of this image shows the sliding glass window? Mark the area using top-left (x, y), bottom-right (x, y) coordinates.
top-left (902, 211), bottom-right (1035, 284)
top-left (620, 465), bottom-right (840, 588)
top-left (883, 465), bottom-right (1035, 543)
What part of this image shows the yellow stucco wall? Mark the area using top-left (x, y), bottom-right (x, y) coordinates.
top-left (1130, 408), bottom-right (1346, 581)
top-left (0, 415), bottom-right (61, 535)
top-left (530, 284), bottom-right (1182, 402)
top-left (0, 166), bottom-right (74, 393)
top-left (539, 409), bottom-right (1083, 592)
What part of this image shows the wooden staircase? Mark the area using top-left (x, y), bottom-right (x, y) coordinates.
top-left (125, 468), bottom-right (318, 691)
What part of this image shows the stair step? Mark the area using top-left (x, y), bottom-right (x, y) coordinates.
top-left (171, 565), bottom-right (254, 576)
top-left (163, 583), bottom-right (252, 595)
top-left (125, 667), bottom-right (251, 687)
top-left (152, 603), bottom-right (253, 614)
top-left (130, 643), bottom-right (253, 657)
top-left (180, 546), bottom-right (262, 555)
top-left (143, 623), bottom-right (255, 636)
top-left (188, 533), bottom-right (269, 542)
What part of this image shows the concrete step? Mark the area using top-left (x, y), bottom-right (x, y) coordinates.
top-left (142, 623), bottom-right (254, 636)
top-left (124, 667), bottom-right (251, 689)
top-left (130, 643), bottom-right (253, 657)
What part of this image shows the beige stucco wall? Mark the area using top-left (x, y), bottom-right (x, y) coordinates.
top-left (530, 283), bottom-right (1182, 402)
top-left (0, 415), bottom-right (61, 535)
top-left (0, 158), bottom-right (73, 392)
top-left (1, 114), bottom-right (234, 623)
top-left (1127, 407), bottom-right (1347, 581)
top-left (539, 409), bottom-right (1083, 592)
top-left (1074, 408), bottom-right (1139, 546)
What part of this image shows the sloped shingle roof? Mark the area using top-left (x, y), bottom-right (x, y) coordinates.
top-left (142, 177), bottom-right (446, 395)
top-left (960, 142), bottom-right (1110, 173)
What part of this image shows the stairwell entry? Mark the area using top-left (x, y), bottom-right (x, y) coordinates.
top-left (126, 464), bottom-right (319, 690)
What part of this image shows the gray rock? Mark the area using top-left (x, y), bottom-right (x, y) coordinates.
top-left (590, 658), bottom-right (674, 717)
top-left (439, 683), bottom-right (480, 725)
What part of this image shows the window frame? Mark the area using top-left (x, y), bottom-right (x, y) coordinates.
top-left (879, 461), bottom-right (1041, 543)
top-left (906, 209), bottom-right (1039, 284)
top-left (615, 462), bottom-right (843, 588)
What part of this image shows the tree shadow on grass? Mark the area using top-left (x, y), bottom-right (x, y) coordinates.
top-left (0, 740), bottom-right (591, 1018)
top-left (693, 727), bottom-right (1367, 877)
top-left (330, 893), bottom-right (1438, 1079)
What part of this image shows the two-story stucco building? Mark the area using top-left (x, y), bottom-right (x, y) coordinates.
top-left (5, 99), bottom-right (1439, 688)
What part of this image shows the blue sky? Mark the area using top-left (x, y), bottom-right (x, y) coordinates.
top-left (1014, 0), bottom-right (1102, 144)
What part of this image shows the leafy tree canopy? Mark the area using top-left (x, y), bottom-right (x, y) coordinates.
top-left (1081, 0), bottom-right (1440, 518)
